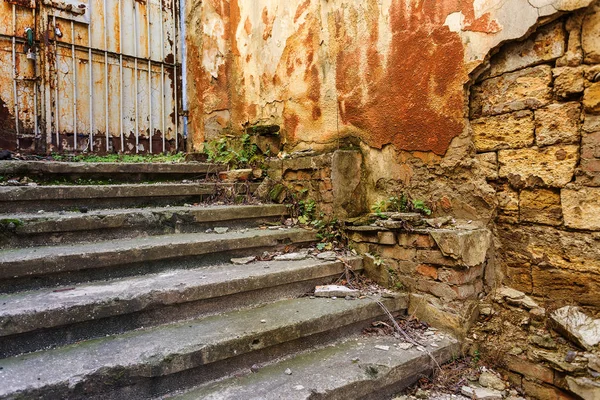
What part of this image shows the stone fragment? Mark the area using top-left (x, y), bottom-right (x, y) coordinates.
top-left (389, 213), bottom-right (423, 223)
top-left (498, 145), bottom-right (579, 187)
top-left (284, 368), bottom-right (292, 375)
top-left (519, 189), bottom-right (562, 226)
top-left (429, 229), bottom-right (491, 267)
top-left (397, 343), bottom-right (413, 350)
top-left (583, 2), bottom-right (600, 63)
top-left (423, 216), bottom-right (453, 229)
top-left (316, 251), bottom-right (337, 261)
top-left (529, 334), bottom-right (557, 350)
top-left (553, 67), bottom-right (585, 98)
top-left (566, 377), bottom-right (600, 399)
top-left (274, 252), bottom-right (308, 261)
top-left (231, 256), bottom-right (256, 265)
top-left (561, 187), bottom-right (600, 230)
top-left (473, 387), bottom-right (503, 400)
top-left (489, 21), bottom-right (565, 77)
top-left (588, 354), bottom-right (600, 372)
top-left (461, 386), bottom-right (475, 397)
top-left (218, 169), bottom-right (252, 182)
top-left (550, 306), bottom-right (600, 350)
top-left (479, 371), bottom-right (506, 391)
top-left (472, 111), bottom-right (534, 152)
top-left (375, 220), bottom-right (411, 230)
top-left (471, 65), bottom-right (552, 117)
top-left (314, 285), bottom-right (359, 298)
top-left (584, 82), bottom-right (600, 113)
top-left (293, 385), bottom-right (304, 391)
top-left (535, 102), bottom-right (581, 146)
top-left (375, 345), bottom-right (390, 351)
top-left (214, 227), bottom-right (229, 234)
top-left (475, 152), bottom-right (499, 180)
top-left (377, 231), bottom-right (397, 245)
top-left (496, 287), bottom-right (539, 309)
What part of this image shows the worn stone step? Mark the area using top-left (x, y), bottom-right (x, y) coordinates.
top-left (0, 204), bottom-right (288, 248)
top-left (0, 227), bottom-right (315, 288)
top-left (167, 334), bottom-right (460, 400)
top-left (0, 160), bottom-right (227, 182)
top-left (0, 295), bottom-right (408, 400)
top-left (0, 257), bottom-right (362, 357)
top-left (0, 182), bottom-right (259, 213)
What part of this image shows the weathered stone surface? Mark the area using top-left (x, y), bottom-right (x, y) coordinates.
top-left (580, 130), bottom-right (600, 185)
top-left (562, 187), bottom-right (600, 230)
top-left (475, 152), bottom-right (499, 180)
top-left (389, 213), bottom-right (423, 223)
top-left (505, 355), bottom-right (555, 384)
top-left (553, 67), bottom-right (585, 98)
top-left (471, 111), bottom-right (534, 152)
top-left (471, 65), bottom-right (553, 117)
top-left (479, 371), bottom-right (506, 391)
top-left (584, 114), bottom-right (600, 133)
top-left (519, 189), bottom-right (562, 226)
top-left (429, 229), bottom-right (491, 267)
top-left (314, 285), bottom-right (359, 298)
top-left (566, 377), bottom-right (600, 400)
top-left (472, 386), bottom-right (503, 400)
top-left (377, 231), bottom-right (397, 245)
top-left (498, 145), bottom-right (579, 187)
top-left (582, 1), bottom-right (600, 63)
top-left (332, 150), bottom-right (365, 218)
top-left (550, 306), bottom-right (600, 350)
top-left (584, 82), bottom-right (600, 113)
top-left (438, 264), bottom-right (484, 285)
top-left (495, 287), bottom-right (539, 310)
top-left (489, 21), bottom-right (565, 78)
top-left (535, 102), bottom-right (581, 146)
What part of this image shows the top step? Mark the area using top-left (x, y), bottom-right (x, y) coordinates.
top-left (0, 161), bottom-right (227, 183)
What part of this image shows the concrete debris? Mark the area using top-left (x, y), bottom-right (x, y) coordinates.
top-left (472, 387), bottom-right (503, 400)
top-left (316, 251), bottom-right (337, 261)
top-left (550, 306), bottom-right (600, 350)
top-left (274, 252), bottom-right (308, 261)
top-left (231, 256), bottom-right (256, 265)
top-left (314, 285), bottom-right (359, 298)
top-left (214, 227), bottom-right (229, 234)
top-left (284, 368), bottom-right (292, 375)
top-left (375, 345), bottom-right (390, 351)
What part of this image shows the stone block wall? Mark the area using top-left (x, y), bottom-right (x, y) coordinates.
top-left (348, 221), bottom-right (492, 337)
top-left (469, 9), bottom-right (600, 309)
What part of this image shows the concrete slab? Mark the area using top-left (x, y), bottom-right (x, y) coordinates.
top-left (0, 228), bottom-right (316, 279)
top-left (168, 335), bottom-right (460, 400)
top-left (0, 257), bottom-right (362, 337)
top-left (0, 296), bottom-right (408, 399)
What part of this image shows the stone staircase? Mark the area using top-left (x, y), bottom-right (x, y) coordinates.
top-left (0, 161), bottom-right (459, 400)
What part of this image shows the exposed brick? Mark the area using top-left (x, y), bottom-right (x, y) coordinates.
top-left (506, 355), bottom-right (554, 384)
top-left (398, 233), bottom-right (436, 248)
top-left (415, 279), bottom-right (458, 300)
top-left (348, 232), bottom-right (379, 244)
top-left (318, 167), bottom-right (332, 180)
top-left (416, 250), bottom-right (457, 266)
top-left (296, 170), bottom-right (313, 180)
top-left (380, 246), bottom-right (417, 261)
top-left (377, 231), bottom-right (397, 245)
top-left (438, 264), bottom-right (484, 285)
top-left (415, 264), bottom-right (438, 280)
top-left (522, 379), bottom-right (578, 400)
top-left (319, 179), bottom-right (333, 192)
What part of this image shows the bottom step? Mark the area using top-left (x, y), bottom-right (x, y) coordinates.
top-left (166, 334), bottom-right (460, 400)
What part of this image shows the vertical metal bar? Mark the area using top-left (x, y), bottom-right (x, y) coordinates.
top-left (178, 0), bottom-right (187, 144)
top-left (71, 20), bottom-right (77, 151)
top-left (147, 1), bottom-right (152, 154)
top-left (160, 0), bottom-right (165, 153)
top-left (11, 5), bottom-right (20, 149)
top-left (88, 1), bottom-right (93, 152)
top-left (32, 7), bottom-right (39, 141)
top-left (103, 0), bottom-right (109, 152)
top-left (53, 13), bottom-right (59, 149)
top-left (119, 0), bottom-right (124, 152)
top-left (133, 0), bottom-right (139, 153)
top-left (172, 0), bottom-right (178, 152)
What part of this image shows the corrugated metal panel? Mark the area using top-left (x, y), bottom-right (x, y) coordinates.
top-left (0, 0), bottom-right (181, 154)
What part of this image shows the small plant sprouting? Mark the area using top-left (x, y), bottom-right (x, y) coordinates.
top-left (370, 194), bottom-right (431, 217)
top-left (412, 199), bottom-right (432, 216)
top-left (203, 134), bottom-right (263, 169)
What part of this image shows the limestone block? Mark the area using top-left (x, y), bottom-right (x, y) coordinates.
top-left (553, 67), bottom-right (585, 98)
top-left (519, 189), bottom-right (562, 226)
top-left (429, 229), bottom-right (492, 267)
top-left (471, 111), bottom-right (534, 152)
top-left (566, 377), bottom-right (600, 400)
top-left (550, 305), bottom-right (600, 350)
top-left (489, 21), bottom-right (565, 78)
top-left (498, 145), bottom-right (579, 187)
top-left (438, 264), bottom-right (484, 285)
top-left (535, 102), bottom-right (581, 146)
top-left (584, 114), bottom-right (600, 133)
top-left (562, 187), bottom-right (600, 230)
top-left (472, 65), bottom-right (552, 117)
top-left (582, 2), bottom-right (600, 63)
top-left (580, 130), bottom-right (600, 180)
top-left (583, 82), bottom-right (600, 113)
top-left (475, 152), bottom-right (499, 180)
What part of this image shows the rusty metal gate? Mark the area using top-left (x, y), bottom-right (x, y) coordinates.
top-left (0, 0), bottom-right (183, 154)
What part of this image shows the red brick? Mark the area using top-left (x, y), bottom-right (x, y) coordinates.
top-left (398, 233), bottom-right (436, 248)
top-left (296, 170), bottom-right (313, 180)
top-left (438, 265), bottom-right (484, 285)
top-left (416, 250), bottom-right (457, 266)
top-left (415, 264), bottom-right (438, 280)
top-left (506, 355), bottom-right (554, 384)
top-left (380, 246), bottom-right (417, 261)
top-left (319, 179), bottom-right (333, 192)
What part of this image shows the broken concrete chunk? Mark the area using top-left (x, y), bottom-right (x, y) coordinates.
top-left (316, 251), bottom-right (337, 261)
top-left (551, 306), bottom-right (600, 351)
top-left (274, 252), bottom-right (308, 261)
top-left (314, 285), bottom-right (359, 298)
top-left (230, 256), bottom-right (256, 265)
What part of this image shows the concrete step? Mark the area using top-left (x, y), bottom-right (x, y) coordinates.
top-left (0, 257), bottom-right (362, 357)
top-left (0, 160), bottom-right (227, 183)
top-left (0, 182), bottom-right (259, 213)
top-left (0, 227), bottom-right (316, 292)
top-left (167, 334), bottom-right (460, 400)
top-left (0, 295), bottom-right (408, 400)
top-left (0, 204), bottom-right (288, 248)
